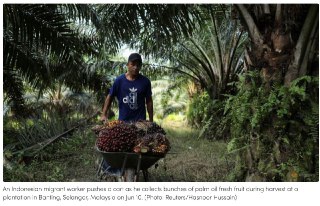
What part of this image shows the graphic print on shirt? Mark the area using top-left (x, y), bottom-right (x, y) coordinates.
top-left (122, 87), bottom-right (138, 110)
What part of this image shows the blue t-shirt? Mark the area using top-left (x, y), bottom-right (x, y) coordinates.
top-left (109, 74), bottom-right (152, 122)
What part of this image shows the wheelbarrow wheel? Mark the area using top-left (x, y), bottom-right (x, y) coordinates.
top-left (96, 156), bottom-right (121, 182)
top-left (142, 170), bottom-right (149, 182)
top-left (124, 168), bottom-right (135, 182)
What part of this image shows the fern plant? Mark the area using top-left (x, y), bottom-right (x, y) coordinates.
top-left (224, 71), bottom-right (319, 181)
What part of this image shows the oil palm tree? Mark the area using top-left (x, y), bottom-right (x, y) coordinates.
top-left (3, 4), bottom-right (102, 115)
top-left (172, 5), bottom-right (247, 99)
top-left (231, 4), bottom-right (319, 181)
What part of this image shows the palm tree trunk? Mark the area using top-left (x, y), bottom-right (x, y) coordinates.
top-left (284, 5), bottom-right (319, 85)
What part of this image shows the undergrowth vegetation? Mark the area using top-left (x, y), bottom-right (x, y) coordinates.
top-left (4, 128), bottom-right (98, 182)
top-left (225, 73), bottom-right (319, 181)
top-left (188, 72), bottom-right (319, 181)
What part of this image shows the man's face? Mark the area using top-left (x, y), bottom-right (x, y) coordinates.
top-left (127, 60), bottom-right (142, 76)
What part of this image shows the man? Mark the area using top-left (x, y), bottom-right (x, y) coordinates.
top-left (100, 52), bottom-right (153, 123)
top-left (99, 53), bottom-right (153, 179)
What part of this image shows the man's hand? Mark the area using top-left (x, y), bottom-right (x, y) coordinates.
top-left (100, 115), bottom-right (108, 124)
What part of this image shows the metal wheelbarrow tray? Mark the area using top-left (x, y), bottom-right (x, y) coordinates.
top-left (96, 147), bottom-right (164, 170)
top-left (96, 146), bottom-right (165, 181)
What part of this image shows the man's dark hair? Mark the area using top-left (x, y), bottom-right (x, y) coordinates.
top-left (128, 53), bottom-right (142, 64)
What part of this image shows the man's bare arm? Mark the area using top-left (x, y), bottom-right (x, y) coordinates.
top-left (100, 94), bottom-right (114, 122)
top-left (146, 96), bottom-right (153, 122)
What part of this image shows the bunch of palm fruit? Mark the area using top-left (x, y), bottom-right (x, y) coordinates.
top-left (96, 123), bottom-right (138, 152)
top-left (93, 120), bottom-right (170, 155)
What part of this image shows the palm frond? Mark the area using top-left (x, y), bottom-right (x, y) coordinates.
top-left (97, 4), bottom-right (204, 57)
top-left (3, 4), bottom-right (102, 112)
top-left (171, 6), bottom-right (247, 99)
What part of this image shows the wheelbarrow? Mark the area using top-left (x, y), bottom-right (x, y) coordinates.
top-left (95, 146), bottom-right (165, 182)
